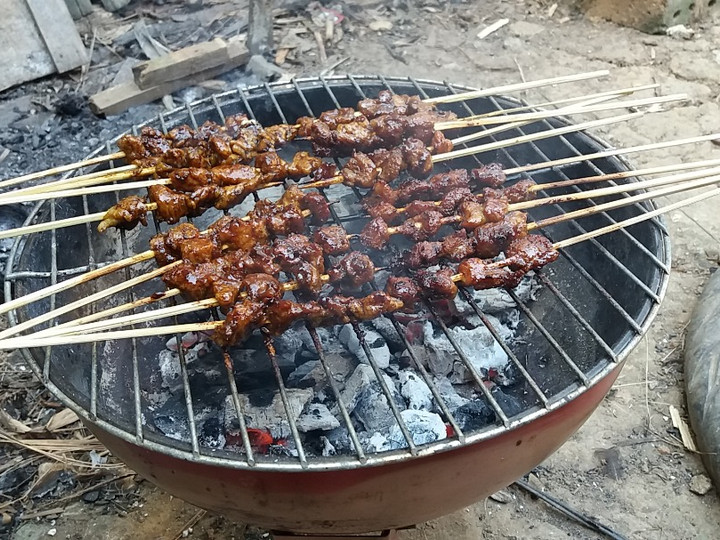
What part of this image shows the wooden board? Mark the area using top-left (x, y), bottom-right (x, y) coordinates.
top-left (0, 0), bottom-right (86, 91)
top-left (26, 0), bottom-right (88, 73)
top-left (132, 38), bottom-right (230, 89)
top-left (90, 39), bottom-right (250, 116)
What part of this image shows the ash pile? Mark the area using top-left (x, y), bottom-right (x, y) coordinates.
top-left (143, 275), bottom-right (542, 458)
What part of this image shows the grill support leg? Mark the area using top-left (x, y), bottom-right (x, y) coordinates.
top-left (270, 529), bottom-right (401, 539)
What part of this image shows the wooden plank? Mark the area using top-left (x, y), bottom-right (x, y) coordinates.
top-left (26, 0), bottom-right (87, 73)
top-left (0, 0), bottom-right (56, 91)
top-left (90, 39), bottom-right (250, 116)
top-left (132, 38), bottom-right (230, 90)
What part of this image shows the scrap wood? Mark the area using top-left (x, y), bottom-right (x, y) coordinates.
top-left (669, 405), bottom-right (698, 452)
top-left (89, 37), bottom-right (249, 116)
top-left (132, 37), bottom-right (230, 89)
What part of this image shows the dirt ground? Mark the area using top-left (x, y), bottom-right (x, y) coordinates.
top-left (4, 0), bottom-right (720, 538)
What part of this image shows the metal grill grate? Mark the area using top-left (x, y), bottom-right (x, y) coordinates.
top-left (4, 76), bottom-right (670, 472)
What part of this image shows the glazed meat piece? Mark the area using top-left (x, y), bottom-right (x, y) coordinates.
top-left (396, 210), bottom-right (444, 241)
top-left (287, 152), bottom-right (323, 178)
top-left (208, 216), bottom-right (270, 252)
top-left (213, 164), bottom-right (263, 187)
top-left (312, 162), bottom-right (340, 181)
top-left (473, 211), bottom-right (528, 259)
top-left (395, 169), bottom-right (469, 205)
top-left (504, 235), bottom-right (559, 272)
top-left (365, 199), bottom-right (399, 224)
top-left (150, 233), bottom-right (177, 266)
top-left (440, 230), bottom-right (475, 261)
top-left (370, 114), bottom-right (406, 146)
top-left (256, 203), bottom-right (307, 236)
top-left (168, 168), bottom-right (214, 191)
top-left (385, 276), bottom-right (421, 308)
top-left (214, 300), bottom-right (265, 347)
top-left (312, 225), bottom-right (350, 255)
top-left (360, 218), bottom-right (390, 249)
top-left (404, 112), bottom-right (437, 142)
top-left (165, 223), bottom-right (201, 251)
top-left (255, 152), bottom-right (288, 182)
top-left (240, 274), bottom-right (284, 302)
top-left (481, 194), bottom-right (509, 223)
top-left (456, 259), bottom-right (523, 290)
top-left (300, 191), bottom-right (331, 224)
top-left (116, 134), bottom-right (148, 163)
top-left (401, 138), bottom-right (433, 178)
top-left (405, 241), bottom-right (442, 269)
top-left (163, 260), bottom-right (220, 301)
top-left (347, 292), bottom-right (404, 320)
top-left (214, 183), bottom-right (253, 211)
top-left (263, 299), bottom-right (319, 335)
top-left (471, 163), bottom-right (506, 188)
top-left (458, 200), bottom-right (487, 229)
top-left (274, 234), bottom-right (325, 273)
top-left (342, 152), bottom-right (379, 188)
top-left (148, 185), bottom-right (192, 224)
top-left (319, 107), bottom-right (358, 128)
top-left (369, 147), bottom-right (404, 183)
top-left (438, 187), bottom-right (474, 215)
top-left (370, 180), bottom-right (399, 205)
top-left (256, 124), bottom-right (298, 151)
top-left (415, 268), bottom-right (458, 299)
top-left (328, 252), bottom-right (375, 288)
top-left (97, 195), bottom-right (148, 233)
top-left (293, 260), bottom-right (324, 294)
top-left (502, 179), bottom-right (537, 203)
top-left (179, 237), bottom-right (219, 264)
top-left (404, 200), bottom-right (440, 219)
top-left (430, 131), bottom-right (453, 154)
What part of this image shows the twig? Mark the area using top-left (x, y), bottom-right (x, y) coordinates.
top-left (172, 509), bottom-right (207, 540)
top-left (513, 478), bottom-right (629, 540)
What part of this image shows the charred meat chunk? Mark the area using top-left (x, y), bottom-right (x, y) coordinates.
top-left (415, 268), bottom-right (458, 299)
top-left (328, 252), bottom-right (375, 288)
top-left (148, 185), bottom-right (192, 224)
top-left (240, 274), bottom-right (284, 302)
top-left (471, 163), bottom-right (506, 188)
top-left (473, 211), bottom-right (528, 259)
top-left (312, 226), bottom-right (350, 255)
top-left (97, 195), bottom-right (148, 233)
top-left (385, 276), bottom-right (421, 308)
top-left (214, 300), bottom-right (265, 347)
top-left (401, 138), bottom-right (433, 178)
top-left (360, 217), bottom-right (390, 249)
top-left (456, 259), bottom-right (523, 290)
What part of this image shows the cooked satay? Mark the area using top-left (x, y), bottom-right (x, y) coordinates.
top-left (364, 177), bottom-right (537, 225)
top-left (147, 186), bottom-right (329, 266)
top-left (98, 152), bottom-right (330, 232)
top-left (215, 291), bottom-right (404, 347)
top-left (214, 234), bottom-right (558, 347)
top-left (117, 115), bottom-right (298, 169)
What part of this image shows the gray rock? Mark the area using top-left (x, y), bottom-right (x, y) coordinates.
top-left (296, 403), bottom-right (340, 432)
top-left (247, 55), bottom-right (286, 81)
top-left (689, 474), bottom-right (713, 496)
top-left (224, 388), bottom-right (313, 439)
top-left (398, 370), bottom-right (433, 411)
top-left (387, 410), bottom-right (447, 449)
top-left (338, 324), bottom-right (391, 369)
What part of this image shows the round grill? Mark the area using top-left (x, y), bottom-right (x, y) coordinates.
top-left (5, 76), bottom-right (669, 477)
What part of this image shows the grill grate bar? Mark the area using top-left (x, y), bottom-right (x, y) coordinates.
top-left (221, 352), bottom-right (257, 465)
top-left (307, 326), bottom-right (368, 462)
top-left (535, 270), bottom-right (617, 362)
top-left (458, 288), bottom-right (550, 407)
top-left (264, 338), bottom-right (309, 467)
top-left (4, 268), bottom-right (94, 280)
top-left (507, 289), bottom-right (590, 386)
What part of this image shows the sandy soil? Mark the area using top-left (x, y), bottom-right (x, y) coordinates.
top-left (6, 0), bottom-right (720, 538)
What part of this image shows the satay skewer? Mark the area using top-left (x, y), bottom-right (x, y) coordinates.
top-left (0, 71), bottom-right (611, 190)
top-left (4, 184), bottom-right (715, 351)
top-left (0, 84), bottom-right (652, 201)
top-left (9, 173), bottom-right (717, 340)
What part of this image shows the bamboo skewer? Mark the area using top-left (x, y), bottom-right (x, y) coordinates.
top-left (464, 84), bottom-right (659, 120)
top-left (0, 152), bottom-right (126, 191)
top-left (424, 70), bottom-right (610, 104)
top-left (4, 183), bottom-right (712, 351)
top-left (436, 94), bottom-right (688, 131)
top-left (4, 169), bottom-right (714, 340)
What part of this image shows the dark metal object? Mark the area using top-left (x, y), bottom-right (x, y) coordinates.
top-left (4, 76), bottom-right (670, 534)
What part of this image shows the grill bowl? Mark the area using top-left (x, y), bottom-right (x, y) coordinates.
top-left (5, 76), bottom-right (670, 534)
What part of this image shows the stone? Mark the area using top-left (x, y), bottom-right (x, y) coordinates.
top-left (338, 324), bottom-right (391, 369)
top-left (296, 403), bottom-right (340, 432)
top-left (398, 370), bottom-right (433, 411)
top-left (386, 410), bottom-right (447, 449)
top-left (224, 388), bottom-right (313, 439)
top-left (689, 474), bottom-right (713, 495)
top-left (580, 0), bottom-right (708, 34)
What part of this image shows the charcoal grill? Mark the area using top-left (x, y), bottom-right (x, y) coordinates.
top-left (4, 76), bottom-right (670, 535)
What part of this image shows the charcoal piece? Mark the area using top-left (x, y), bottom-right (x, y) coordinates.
top-left (491, 387), bottom-right (524, 417)
top-left (199, 416), bottom-right (226, 449)
top-left (453, 400), bottom-right (495, 431)
top-left (386, 410), bottom-right (447, 449)
top-left (296, 403), bottom-right (340, 432)
top-left (398, 370), bottom-right (433, 411)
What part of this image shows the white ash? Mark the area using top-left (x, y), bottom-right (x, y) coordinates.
top-left (457, 274), bottom-right (542, 316)
top-left (319, 436), bottom-right (337, 457)
top-left (423, 315), bottom-right (511, 377)
top-left (338, 324), bottom-right (391, 369)
top-left (224, 388), bottom-right (313, 439)
top-left (365, 432), bottom-right (390, 453)
top-left (398, 370), bottom-right (433, 411)
top-left (386, 410), bottom-right (447, 450)
top-left (337, 364), bottom-right (406, 432)
top-left (432, 376), bottom-right (470, 411)
top-left (296, 403), bottom-right (340, 432)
